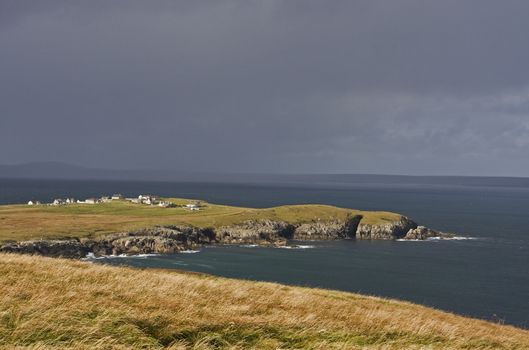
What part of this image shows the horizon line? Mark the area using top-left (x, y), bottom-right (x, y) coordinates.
top-left (2, 161), bottom-right (529, 181)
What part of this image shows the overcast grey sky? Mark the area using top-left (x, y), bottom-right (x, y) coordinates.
top-left (2, 0), bottom-right (529, 176)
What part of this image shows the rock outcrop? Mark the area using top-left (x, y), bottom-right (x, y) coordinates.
top-left (84, 226), bottom-right (216, 256)
top-left (403, 226), bottom-right (454, 240)
top-left (356, 216), bottom-right (417, 240)
top-left (293, 215), bottom-right (362, 240)
top-left (0, 239), bottom-right (90, 259)
top-left (216, 220), bottom-right (294, 246)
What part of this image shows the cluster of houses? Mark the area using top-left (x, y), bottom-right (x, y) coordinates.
top-left (27, 194), bottom-right (203, 211)
top-left (28, 194), bottom-right (124, 206)
top-left (123, 194), bottom-right (178, 208)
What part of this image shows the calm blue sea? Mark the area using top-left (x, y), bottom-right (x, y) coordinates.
top-left (1, 176), bottom-right (528, 328)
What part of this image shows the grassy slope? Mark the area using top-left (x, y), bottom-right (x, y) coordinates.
top-left (0, 199), bottom-right (401, 242)
top-left (1, 254), bottom-right (527, 350)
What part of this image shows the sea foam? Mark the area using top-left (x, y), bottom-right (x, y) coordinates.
top-left (396, 236), bottom-right (476, 242)
top-left (83, 252), bottom-right (159, 260)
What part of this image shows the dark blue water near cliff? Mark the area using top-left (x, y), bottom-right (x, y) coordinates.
top-left (1, 176), bottom-right (528, 328)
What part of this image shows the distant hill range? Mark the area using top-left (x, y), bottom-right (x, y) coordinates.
top-left (1, 161), bottom-right (529, 187)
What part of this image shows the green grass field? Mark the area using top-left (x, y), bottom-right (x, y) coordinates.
top-left (0, 199), bottom-right (401, 242)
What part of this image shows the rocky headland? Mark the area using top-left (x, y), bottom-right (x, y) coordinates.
top-left (0, 214), bottom-right (453, 258)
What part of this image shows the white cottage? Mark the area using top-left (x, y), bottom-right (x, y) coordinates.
top-left (139, 195), bottom-right (157, 205)
top-left (158, 201), bottom-right (175, 208)
top-left (186, 203), bottom-right (201, 211)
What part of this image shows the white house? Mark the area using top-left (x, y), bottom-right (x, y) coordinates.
top-left (27, 200), bottom-right (35, 205)
top-left (112, 194), bottom-right (123, 200)
top-left (186, 203), bottom-right (201, 211)
top-left (158, 201), bottom-right (175, 208)
top-left (138, 195), bottom-right (157, 205)
top-left (84, 198), bottom-right (98, 204)
top-left (52, 199), bottom-right (65, 205)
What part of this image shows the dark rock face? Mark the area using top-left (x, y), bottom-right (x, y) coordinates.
top-left (0, 215), bottom-right (444, 258)
top-left (403, 226), bottom-right (454, 240)
top-left (216, 220), bottom-right (294, 246)
top-left (294, 215), bottom-right (362, 240)
top-left (356, 216), bottom-right (417, 240)
top-left (0, 240), bottom-right (90, 259)
top-left (84, 226), bottom-right (216, 256)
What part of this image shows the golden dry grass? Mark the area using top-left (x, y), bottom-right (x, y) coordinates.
top-left (1, 254), bottom-right (528, 349)
top-left (0, 200), bottom-right (401, 242)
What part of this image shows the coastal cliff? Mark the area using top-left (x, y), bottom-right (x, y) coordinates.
top-left (293, 214), bottom-right (362, 240)
top-left (216, 220), bottom-right (294, 246)
top-left (0, 214), bottom-right (451, 258)
top-left (85, 226), bottom-right (216, 256)
top-left (356, 216), bottom-right (417, 240)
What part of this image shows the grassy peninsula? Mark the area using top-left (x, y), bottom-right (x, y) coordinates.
top-left (0, 199), bottom-right (400, 242)
top-left (1, 253), bottom-right (528, 349)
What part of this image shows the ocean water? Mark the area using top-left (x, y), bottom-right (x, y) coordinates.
top-left (1, 176), bottom-right (528, 328)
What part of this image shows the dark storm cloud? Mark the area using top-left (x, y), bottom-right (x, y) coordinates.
top-left (2, 0), bottom-right (529, 175)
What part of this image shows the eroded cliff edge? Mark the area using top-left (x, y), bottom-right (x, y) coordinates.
top-left (0, 214), bottom-right (453, 258)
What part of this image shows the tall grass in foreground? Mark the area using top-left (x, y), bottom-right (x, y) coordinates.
top-left (1, 254), bottom-right (527, 349)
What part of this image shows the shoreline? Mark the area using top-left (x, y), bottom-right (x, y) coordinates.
top-left (0, 215), bottom-right (454, 259)
top-left (0, 197), bottom-right (455, 259)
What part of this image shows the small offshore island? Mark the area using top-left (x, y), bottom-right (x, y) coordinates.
top-left (0, 194), bottom-right (452, 258)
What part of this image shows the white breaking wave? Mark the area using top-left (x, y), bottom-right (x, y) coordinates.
top-left (238, 244), bottom-right (315, 249)
top-left (180, 250), bottom-right (201, 254)
top-left (83, 252), bottom-right (159, 260)
top-left (279, 244), bottom-right (315, 249)
top-left (428, 236), bottom-right (476, 241)
top-left (396, 236), bottom-right (476, 242)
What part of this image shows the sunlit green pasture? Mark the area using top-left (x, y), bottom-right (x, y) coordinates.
top-left (0, 198), bottom-right (401, 242)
